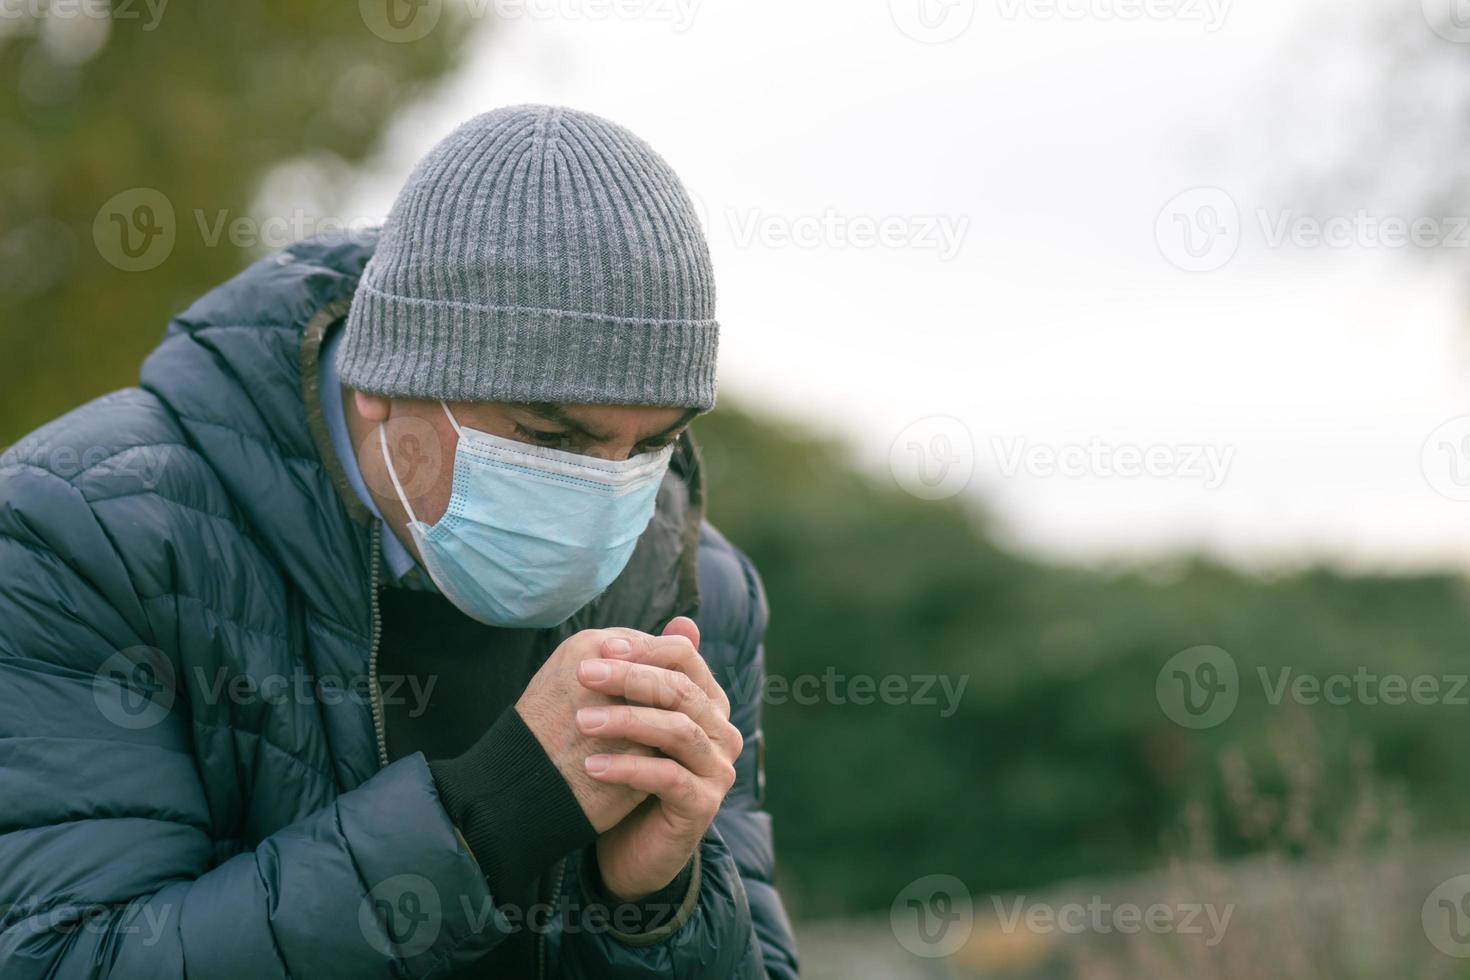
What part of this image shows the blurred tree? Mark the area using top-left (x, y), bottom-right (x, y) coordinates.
top-left (0, 0), bottom-right (475, 441)
top-left (697, 405), bottom-right (1470, 918)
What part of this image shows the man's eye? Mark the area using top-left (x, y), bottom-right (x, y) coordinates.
top-left (515, 425), bottom-right (571, 448)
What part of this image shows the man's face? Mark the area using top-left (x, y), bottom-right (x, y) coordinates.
top-left (349, 391), bottom-right (694, 554)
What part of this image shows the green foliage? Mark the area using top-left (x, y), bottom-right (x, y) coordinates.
top-left (696, 406), bottom-right (1470, 918)
top-left (0, 0), bottom-right (472, 442)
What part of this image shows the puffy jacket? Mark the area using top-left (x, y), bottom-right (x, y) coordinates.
top-left (0, 233), bottom-right (800, 979)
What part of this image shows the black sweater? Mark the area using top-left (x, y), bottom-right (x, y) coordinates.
top-left (376, 586), bottom-right (693, 974)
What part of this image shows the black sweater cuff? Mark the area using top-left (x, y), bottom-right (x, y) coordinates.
top-left (429, 707), bottom-right (596, 900)
top-left (578, 845), bottom-right (699, 937)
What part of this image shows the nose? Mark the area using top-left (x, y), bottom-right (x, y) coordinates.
top-left (580, 442), bottom-right (640, 462)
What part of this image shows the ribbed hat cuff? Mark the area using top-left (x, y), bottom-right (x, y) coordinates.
top-left (336, 283), bottom-right (719, 410)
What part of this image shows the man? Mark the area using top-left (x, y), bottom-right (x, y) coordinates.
top-left (0, 105), bottom-right (799, 978)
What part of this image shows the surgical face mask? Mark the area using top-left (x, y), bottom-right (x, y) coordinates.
top-left (379, 401), bottom-right (674, 628)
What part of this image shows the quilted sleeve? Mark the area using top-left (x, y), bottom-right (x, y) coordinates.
top-left (0, 462), bottom-right (513, 979)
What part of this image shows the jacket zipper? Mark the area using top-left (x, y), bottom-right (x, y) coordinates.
top-left (368, 522), bottom-right (564, 977)
top-left (367, 522), bottom-right (389, 769)
top-left (538, 856), bottom-right (565, 980)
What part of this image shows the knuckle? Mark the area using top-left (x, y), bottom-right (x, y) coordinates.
top-left (682, 718), bottom-right (711, 752)
top-left (672, 672), bottom-right (702, 705)
top-left (668, 766), bottom-right (693, 797)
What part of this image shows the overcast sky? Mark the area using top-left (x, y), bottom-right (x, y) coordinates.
top-left (337, 0), bottom-right (1470, 575)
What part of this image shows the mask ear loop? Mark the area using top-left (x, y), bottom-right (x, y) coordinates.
top-left (378, 423), bottom-right (420, 526)
top-left (439, 401), bottom-right (464, 437)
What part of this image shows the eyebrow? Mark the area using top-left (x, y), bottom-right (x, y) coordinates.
top-left (524, 403), bottom-right (699, 444)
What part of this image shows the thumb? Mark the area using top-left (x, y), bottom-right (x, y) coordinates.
top-left (661, 615), bottom-right (700, 649)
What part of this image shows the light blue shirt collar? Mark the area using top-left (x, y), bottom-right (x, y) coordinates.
top-left (320, 323), bottom-right (432, 589)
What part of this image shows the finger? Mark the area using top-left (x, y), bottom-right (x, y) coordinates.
top-left (583, 753), bottom-right (728, 820)
top-left (577, 704), bottom-right (739, 777)
top-left (578, 659), bottom-right (726, 736)
top-left (596, 628), bottom-right (656, 661)
top-left (662, 616), bottom-right (701, 649)
top-left (600, 633), bottom-right (729, 721)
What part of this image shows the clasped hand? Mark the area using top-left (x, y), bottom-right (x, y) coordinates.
top-left (516, 617), bottom-right (740, 902)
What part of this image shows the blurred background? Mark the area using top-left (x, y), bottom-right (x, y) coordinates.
top-left (8, 0), bottom-right (1470, 975)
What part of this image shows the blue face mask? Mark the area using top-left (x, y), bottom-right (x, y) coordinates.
top-left (379, 402), bottom-right (674, 629)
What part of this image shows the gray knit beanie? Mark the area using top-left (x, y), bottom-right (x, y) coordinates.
top-left (337, 105), bottom-right (717, 410)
